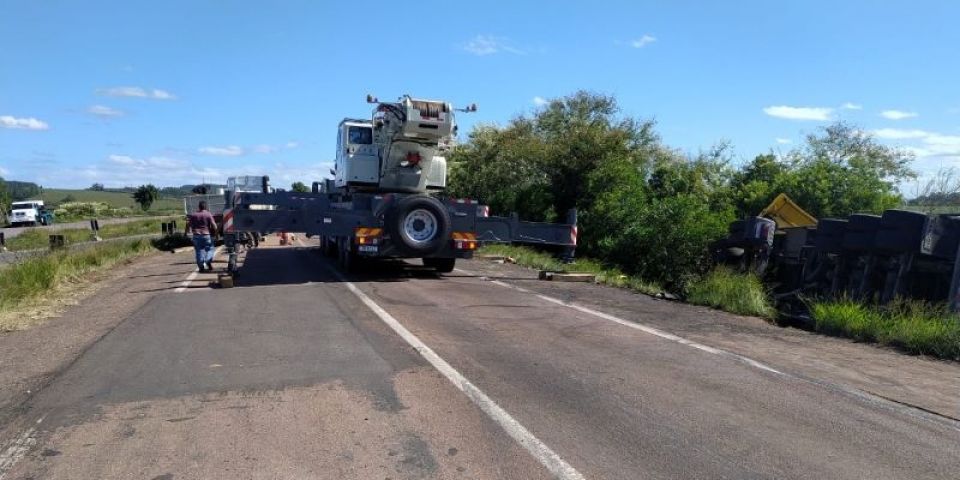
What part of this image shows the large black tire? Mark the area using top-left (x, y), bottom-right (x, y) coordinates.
top-left (321, 236), bottom-right (336, 257)
top-left (338, 240), bottom-right (359, 273)
top-left (423, 257), bottom-right (456, 273)
top-left (815, 219), bottom-right (848, 254)
top-left (385, 196), bottom-right (452, 256)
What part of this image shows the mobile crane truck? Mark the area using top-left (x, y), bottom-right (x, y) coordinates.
top-left (221, 95), bottom-right (577, 274)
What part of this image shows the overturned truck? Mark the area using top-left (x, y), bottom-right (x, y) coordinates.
top-left (714, 196), bottom-right (960, 311)
top-left (219, 95), bottom-right (577, 274)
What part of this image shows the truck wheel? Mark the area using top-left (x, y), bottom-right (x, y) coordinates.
top-left (321, 236), bottom-right (336, 257)
top-left (338, 241), bottom-right (359, 273)
top-left (386, 196), bottom-right (452, 256)
top-left (424, 257), bottom-right (456, 273)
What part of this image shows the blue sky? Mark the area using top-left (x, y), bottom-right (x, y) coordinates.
top-left (1, 0), bottom-right (958, 193)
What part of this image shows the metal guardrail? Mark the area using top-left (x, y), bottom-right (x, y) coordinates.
top-left (0, 233), bottom-right (160, 267)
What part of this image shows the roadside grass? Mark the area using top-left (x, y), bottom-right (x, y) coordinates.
top-left (0, 238), bottom-right (156, 331)
top-left (477, 244), bottom-right (662, 295)
top-left (5, 218), bottom-right (171, 251)
top-left (479, 245), bottom-right (776, 318)
top-left (41, 188), bottom-right (182, 213)
top-left (687, 267), bottom-right (775, 318)
top-left (810, 299), bottom-right (960, 360)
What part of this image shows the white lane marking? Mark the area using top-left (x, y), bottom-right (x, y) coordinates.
top-left (0, 417), bottom-right (44, 479)
top-left (480, 273), bottom-right (780, 373)
top-left (330, 268), bottom-right (586, 480)
top-left (174, 270), bottom-right (200, 293)
top-left (465, 269), bottom-right (960, 431)
top-left (534, 294), bottom-right (781, 374)
top-left (175, 246), bottom-right (222, 293)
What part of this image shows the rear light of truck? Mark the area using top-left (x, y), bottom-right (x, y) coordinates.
top-left (452, 232), bottom-right (477, 250)
top-left (355, 227), bottom-right (383, 245)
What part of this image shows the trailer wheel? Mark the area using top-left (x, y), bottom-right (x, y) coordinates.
top-left (423, 257), bottom-right (456, 273)
top-left (338, 241), bottom-right (359, 273)
top-left (386, 196), bottom-right (452, 256)
top-left (321, 235), bottom-right (336, 257)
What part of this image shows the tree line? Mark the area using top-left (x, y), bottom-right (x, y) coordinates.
top-left (448, 91), bottom-right (915, 291)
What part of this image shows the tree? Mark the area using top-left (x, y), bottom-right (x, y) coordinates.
top-left (88, 183), bottom-right (105, 191)
top-left (192, 184), bottom-right (209, 195)
top-left (6, 181), bottom-right (41, 201)
top-left (132, 184), bottom-right (159, 211)
top-left (291, 181), bottom-right (310, 193)
top-left (448, 91), bottom-right (734, 291)
top-left (0, 178), bottom-right (10, 216)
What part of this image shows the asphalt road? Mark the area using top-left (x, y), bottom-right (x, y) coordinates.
top-left (2, 242), bottom-right (959, 479)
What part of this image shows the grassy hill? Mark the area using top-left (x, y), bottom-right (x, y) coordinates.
top-left (41, 189), bottom-right (183, 214)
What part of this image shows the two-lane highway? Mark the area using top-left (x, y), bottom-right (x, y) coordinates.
top-left (2, 241), bottom-right (959, 479)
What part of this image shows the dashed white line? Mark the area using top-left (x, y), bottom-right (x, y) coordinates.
top-left (330, 267), bottom-right (586, 480)
top-left (484, 274), bottom-right (781, 372)
top-left (466, 269), bottom-right (960, 431)
top-left (175, 246), bottom-right (222, 293)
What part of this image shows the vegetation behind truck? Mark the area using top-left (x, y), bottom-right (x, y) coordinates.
top-left (223, 95), bottom-right (577, 273)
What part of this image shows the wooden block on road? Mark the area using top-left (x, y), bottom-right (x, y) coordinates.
top-left (538, 271), bottom-right (595, 282)
top-left (218, 273), bottom-right (235, 288)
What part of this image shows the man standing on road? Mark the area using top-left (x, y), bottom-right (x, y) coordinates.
top-left (185, 200), bottom-right (218, 272)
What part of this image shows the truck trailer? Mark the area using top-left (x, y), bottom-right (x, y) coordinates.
top-left (220, 95), bottom-right (577, 274)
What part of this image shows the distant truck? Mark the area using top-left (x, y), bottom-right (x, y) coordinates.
top-left (7, 200), bottom-right (55, 227)
top-left (183, 192), bottom-right (227, 236)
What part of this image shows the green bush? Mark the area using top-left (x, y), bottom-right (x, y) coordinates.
top-left (811, 299), bottom-right (960, 360)
top-left (53, 201), bottom-right (141, 221)
top-left (687, 267), bottom-right (775, 318)
top-left (448, 92), bottom-right (915, 294)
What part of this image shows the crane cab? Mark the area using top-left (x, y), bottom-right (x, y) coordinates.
top-left (335, 119), bottom-right (379, 188)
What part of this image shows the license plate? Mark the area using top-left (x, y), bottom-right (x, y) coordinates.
top-left (358, 245), bottom-right (378, 253)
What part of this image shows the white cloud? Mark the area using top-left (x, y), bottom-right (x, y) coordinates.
top-left (21, 156), bottom-right (338, 189)
top-left (763, 105), bottom-right (833, 121)
top-left (630, 35), bottom-right (657, 48)
top-left (532, 96), bottom-right (548, 106)
top-left (88, 105), bottom-right (124, 117)
top-left (97, 86), bottom-right (177, 100)
top-left (775, 138), bottom-right (792, 144)
top-left (151, 89), bottom-right (176, 100)
top-left (841, 102), bottom-right (862, 110)
top-left (253, 144), bottom-right (277, 154)
top-left (881, 110), bottom-right (918, 120)
top-left (462, 35), bottom-right (524, 56)
top-left (872, 128), bottom-right (931, 140)
top-left (870, 129), bottom-right (960, 158)
top-left (0, 115), bottom-right (49, 130)
top-left (198, 145), bottom-right (245, 156)
top-left (285, 141), bottom-right (299, 149)
top-left (0, 166), bottom-right (9, 176)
